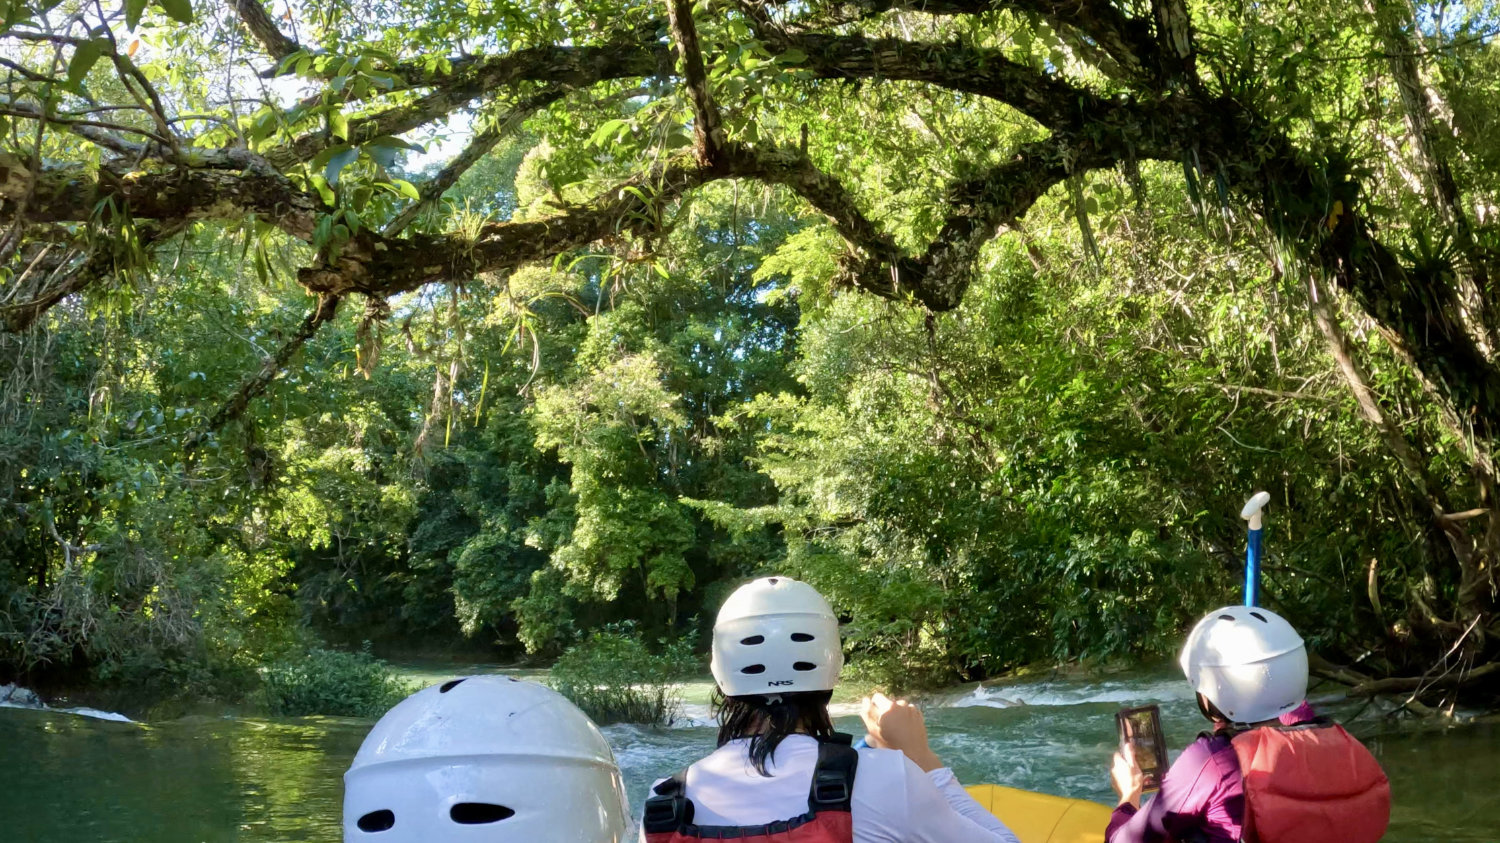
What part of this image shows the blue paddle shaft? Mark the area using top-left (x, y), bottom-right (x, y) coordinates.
top-left (1244, 527), bottom-right (1263, 607)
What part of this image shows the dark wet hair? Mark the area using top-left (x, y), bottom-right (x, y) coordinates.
top-left (713, 688), bottom-right (835, 776)
top-left (1197, 693), bottom-right (1236, 733)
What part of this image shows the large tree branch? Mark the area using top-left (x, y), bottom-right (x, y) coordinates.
top-left (727, 145), bottom-right (903, 268)
top-left (667, 0), bottom-right (725, 167)
top-left (316, 29), bottom-right (1097, 158)
top-left (829, 0), bottom-right (1155, 81)
top-left (297, 160), bottom-right (719, 297)
top-left (3, 165), bottom-right (319, 240)
top-left (1, 219), bottom-right (185, 332)
top-left (791, 33), bottom-right (1104, 130)
top-left (295, 126), bottom-right (1127, 312)
top-left (230, 0), bottom-right (301, 62)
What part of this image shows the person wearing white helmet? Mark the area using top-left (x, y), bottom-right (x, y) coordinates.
top-left (640, 576), bottom-right (1021, 843)
top-left (1106, 606), bottom-right (1390, 843)
top-left (344, 675), bottom-right (631, 843)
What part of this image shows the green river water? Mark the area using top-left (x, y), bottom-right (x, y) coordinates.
top-left (2, 665), bottom-right (1497, 842)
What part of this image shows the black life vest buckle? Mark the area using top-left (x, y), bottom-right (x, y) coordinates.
top-left (811, 768), bottom-right (852, 805)
top-left (643, 775), bottom-right (692, 833)
top-left (644, 796), bottom-right (684, 828)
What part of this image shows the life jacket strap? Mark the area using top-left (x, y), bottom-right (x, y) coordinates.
top-left (642, 733), bottom-right (859, 838)
top-left (643, 768), bottom-right (694, 833)
top-left (810, 735), bottom-right (857, 811)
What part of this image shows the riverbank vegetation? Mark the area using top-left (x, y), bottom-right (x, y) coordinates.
top-left (550, 624), bottom-right (698, 724)
top-left (3, 0), bottom-right (1500, 713)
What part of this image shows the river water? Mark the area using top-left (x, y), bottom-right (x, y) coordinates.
top-left (2, 665), bottom-right (1497, 842)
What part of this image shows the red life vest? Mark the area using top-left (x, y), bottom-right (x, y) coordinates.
top-left (1230, 719), bottom-right (1390, 843)
top-left (642, 735), bottom-right (859, 843)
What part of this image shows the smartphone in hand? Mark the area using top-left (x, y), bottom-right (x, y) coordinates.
top-left (1116, 704), bottom-right (1170, 793)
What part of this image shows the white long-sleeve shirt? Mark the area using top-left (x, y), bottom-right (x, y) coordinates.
top-left (640, 735), bottom-right (1021, 843)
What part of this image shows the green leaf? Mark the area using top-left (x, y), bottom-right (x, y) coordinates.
top-left (392, 178), bottom-right (420, 200)
top-left (155, 0), bottom-right (192, 24)
top-left (329, 110), bottom-right (349, 141)
top-left (253, 242), bottom-right (271, 285)
top-left (275, 49), bottom-right (310, 75)
top-left (312, 213), bottom-right (334, 249)
top-left (364, 135), bottom-right (421, 168)
top-left (589, 118), bottom-right (629, 148)
top-left (311, 174), bottom-right (336, 206)
top-left (364, 71), bottom-right (400, 90)
top-left (324, 145), bottom-right (359, 187)
top-left (124, 0), bottom-right (147, 29)
top-left (364, 135), bottom-right (422, 151)
top-left (67, 39), bottom-right (108, 88)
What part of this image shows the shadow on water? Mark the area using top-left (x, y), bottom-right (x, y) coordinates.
top-left (2, 666), bottom-right (1498, 842)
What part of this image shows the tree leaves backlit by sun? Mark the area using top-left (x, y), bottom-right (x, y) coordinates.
top-left (2, 0), bottom-right (1499, 708)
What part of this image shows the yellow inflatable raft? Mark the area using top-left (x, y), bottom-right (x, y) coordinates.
top-left (966, 784), bottom-right (1110, 843)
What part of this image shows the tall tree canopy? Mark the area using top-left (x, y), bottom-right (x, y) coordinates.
top-left (3, 0), bottom-right (1500, 705)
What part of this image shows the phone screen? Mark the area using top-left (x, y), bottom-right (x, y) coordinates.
top-left (1116, 704), bottom-right (1169, 792)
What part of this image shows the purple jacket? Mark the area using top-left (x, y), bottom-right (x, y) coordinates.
top-left (1105, 702), bottom-right (1318, 843)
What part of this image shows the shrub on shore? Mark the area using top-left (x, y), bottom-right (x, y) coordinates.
top-left (549, 624), bottom-right (698, 726)
top-left (262, 645), bottom-right (412, 718)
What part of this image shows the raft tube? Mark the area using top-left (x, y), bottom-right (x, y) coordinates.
top-left (966, 784), bottom-right (1110, 843)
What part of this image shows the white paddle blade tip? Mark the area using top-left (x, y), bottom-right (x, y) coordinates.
top-left (1240, 491), bottom-right (1271, 523)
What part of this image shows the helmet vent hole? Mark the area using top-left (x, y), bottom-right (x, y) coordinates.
top-left (357, 810), bottom-right (396, 832)
top-left (790, 632), bottom-right (815, 642)
top-left (740, 635), bottom-right (765, 646)
top-left (741, 664), bottom-right (767, 675)
top-left (768, 577), bottom-right (780, 585)
top-left (439, 679), bottom-right (467, 693)
top-left (451, 803), bottom-right (515, 824)
top-left (1218, 613), bottom-right (1237, 621)
top-left (1249, 611), bottom-right (1268, 622)
top-left (793, 661), bottom-right (818, 671)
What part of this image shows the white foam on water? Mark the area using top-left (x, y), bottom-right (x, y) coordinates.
top-left (672, 702), bottom-right (716, 727)
top-left (672, 697), bottom-right (863, 729)
top-left (951, 677), bottom-right (1193, 709)
top-left (0, 686), bottom-right (135, 723)
top-left (60, 707), bottom-right (135, 723)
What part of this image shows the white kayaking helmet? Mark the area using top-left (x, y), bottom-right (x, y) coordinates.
top-left (1180, 605), bottom-right (1308, 724)
top-left (711, 576), bottom-right (844, 697)
top-left (343, 675), bottom-right (629, 843)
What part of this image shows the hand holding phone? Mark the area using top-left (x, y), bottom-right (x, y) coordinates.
top-left (1116, 704), bottom-right (1169, 793)
top-left (1110, 743), bottom-right (1144, 808)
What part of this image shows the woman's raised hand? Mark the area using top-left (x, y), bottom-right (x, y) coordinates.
top-left (860, 692), bottom-right (944, 773)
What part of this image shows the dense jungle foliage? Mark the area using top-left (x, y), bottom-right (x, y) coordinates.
top-left (3, 0), bottom-right (1500, 709)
